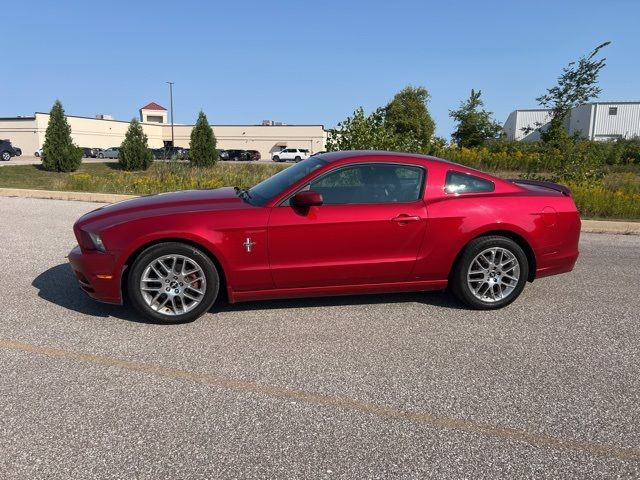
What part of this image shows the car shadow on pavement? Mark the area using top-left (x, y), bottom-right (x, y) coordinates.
top-left (33, 263), bottom-right (465, 323)
top-left (32, 263), bottom-right (146, 323)
top-left (214, 290), bottom-right (465, 312)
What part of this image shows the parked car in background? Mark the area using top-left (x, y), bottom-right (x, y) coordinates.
top-left (272, 148), bottom-right (311, 162)
top-left (98, 147), bottom-right (120, 159)
top-left (166, 146), bottom-right (186, 160)
top-left (14, 147), bottom-right (22, 156)
top-left (226, 149), bottom-right (250, 161)
top-left (81, 148), bottom-right (93, 158)
top-left (93, 148), bottom-right (103, 158)
top-left (246, 150), bottom-right (261, 161)
top-left (152, 146), bottom-right (187, 160)
top-left (68, 151), bottom-right (581, 323)
top-left (218, 149), bottom-right (229, 161)
top-left (35, 148), bottom-right (42, 157)
top-left (0, 139), bottom-right (20, 161)
top-left (151, 148), bottom-right (165, 160)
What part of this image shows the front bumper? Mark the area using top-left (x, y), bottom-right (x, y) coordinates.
top-left (68, 245), bottom-right (122, 304)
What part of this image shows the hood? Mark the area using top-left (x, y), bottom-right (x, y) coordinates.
top-left (77, 187), bottom-right (245, 226)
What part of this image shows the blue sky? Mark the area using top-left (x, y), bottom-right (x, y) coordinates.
top-left (2, 0), bottom-right (638, 138)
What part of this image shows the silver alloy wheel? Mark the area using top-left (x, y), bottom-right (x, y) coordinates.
top-left (139, 254), bottom-right (207, 316)
top-left (467, 247), bottom-right (520, 303)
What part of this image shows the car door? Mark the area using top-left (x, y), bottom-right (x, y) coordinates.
top-left (283, 149), bottom-right (294, 161)
top-left (268, 162), bottom-right (428, 288)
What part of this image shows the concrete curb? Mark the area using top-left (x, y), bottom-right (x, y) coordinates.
top-left (580, 219), bottom-right (640, 235)
top-left (1, 187), bottom-right (639, 235)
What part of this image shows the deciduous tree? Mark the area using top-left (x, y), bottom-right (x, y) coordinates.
top-left (325, 107), bottom-right (421, 153)
top-left (384, 86), bottom-right (435, 153)
top-left (450, 89), bottom-right (502, 147)
top-left (537, 41), bottom-right (611, 144)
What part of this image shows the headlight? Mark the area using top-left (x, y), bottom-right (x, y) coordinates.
top-left (87, 231), bottom-right (106, 252)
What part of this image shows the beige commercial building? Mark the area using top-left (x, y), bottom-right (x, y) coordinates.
top-left (0, 102), bottom-right (328, 160)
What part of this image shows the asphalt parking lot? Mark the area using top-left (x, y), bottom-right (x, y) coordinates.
top-left (1, 196), bottom-right (639, 479)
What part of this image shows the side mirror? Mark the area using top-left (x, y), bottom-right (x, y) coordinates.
top-left (291, 190), bottom-right (323, 207)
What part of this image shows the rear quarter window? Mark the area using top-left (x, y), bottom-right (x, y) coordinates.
top-left (445, 171), bottom-right (494, 194)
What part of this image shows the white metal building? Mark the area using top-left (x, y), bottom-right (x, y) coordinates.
top-left (503, 102), bottom-right (640, 141)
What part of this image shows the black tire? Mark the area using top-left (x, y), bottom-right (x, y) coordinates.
top-left (450, 235), bottom-right (528, 310)
top-left (127, 242), bottom-right (220, 324)
top-left (98, 153), bottom-right (104, 158)
top-left (0, 151), bottom-right (10, 161)
top-left (272, 155), bottom-right (280, 162)
top-left (35, 152), bottom-right (40, 157)
top-left (294, 156), bottom-right (301, 162)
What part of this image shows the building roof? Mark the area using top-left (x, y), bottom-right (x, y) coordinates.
top-left (140, 102), bottom-right (167, 111)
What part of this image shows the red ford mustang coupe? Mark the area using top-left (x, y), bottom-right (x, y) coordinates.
top-left (69, 151), bottom-right (580, 323)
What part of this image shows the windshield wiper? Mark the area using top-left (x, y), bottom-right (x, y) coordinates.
top-left (234, 186), bottom-right (252, 201)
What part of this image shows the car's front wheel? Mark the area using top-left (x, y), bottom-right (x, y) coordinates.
top-left (98, 153), bottom-right (104, 158)
top-left (294, 156), bottom-right (301, 162)
top-left (450, 236), bottom-right (528, 310)
top-left (272, 155), bottom-right (280, 162)
top-left (128, 242), bottom-right (220, 323)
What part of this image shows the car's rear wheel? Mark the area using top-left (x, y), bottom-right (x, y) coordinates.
top-left (272, 155), bottom-right (280, 162)
top-left (1, 151), bottom-right (10, 161)
top-left (294, 156), bottom-right (301, 162)
top-left (128, 242), bottom-right (219, 323)
top-left (451, 236), bottom-right (528, 310)
top-left (35, 152), bottom-right (40, 157)
top-left (98, 153), bottom-right (104, 158)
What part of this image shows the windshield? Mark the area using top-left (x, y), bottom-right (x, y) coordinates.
top-left (249, 157), bottom-right (328, 206)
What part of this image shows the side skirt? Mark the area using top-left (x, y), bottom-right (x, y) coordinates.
top-left (228, 279), bottom-right (448, 304)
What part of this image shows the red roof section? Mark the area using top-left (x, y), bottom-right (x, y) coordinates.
top-left (140, 102), bottom-right (167, 111)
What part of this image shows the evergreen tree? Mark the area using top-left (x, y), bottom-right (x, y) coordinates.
top-left (119, 119), bottom-right (153, 171)
top-left (41, 100), bottom-right (82, 172)
top-left (384, 86), bottom-right (436, 154)
top-left (449, 89), bottom-right (502, 148)
top-left (189, 111), bottom-right (218, 167)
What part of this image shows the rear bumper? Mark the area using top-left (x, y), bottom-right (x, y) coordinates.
top-left (535, 250), bottom-right (579, 279)
top-left (68, 245), bottom-right (122, 304)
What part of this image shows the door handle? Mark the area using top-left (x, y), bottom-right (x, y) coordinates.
top-left (392, 214), bottom-right (421, 223)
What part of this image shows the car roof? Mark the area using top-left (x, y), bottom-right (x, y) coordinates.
top-left (313, 150), bottom-right (457, 166)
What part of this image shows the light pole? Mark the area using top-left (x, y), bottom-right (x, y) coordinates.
top-left (166, 81), bottom-right (174, 146)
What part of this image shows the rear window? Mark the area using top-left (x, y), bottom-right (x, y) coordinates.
top-left (445, 171), bottom-right (494, 194)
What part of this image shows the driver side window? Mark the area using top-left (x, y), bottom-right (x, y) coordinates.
top-left (308, 164), bottom-right (425, 205)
